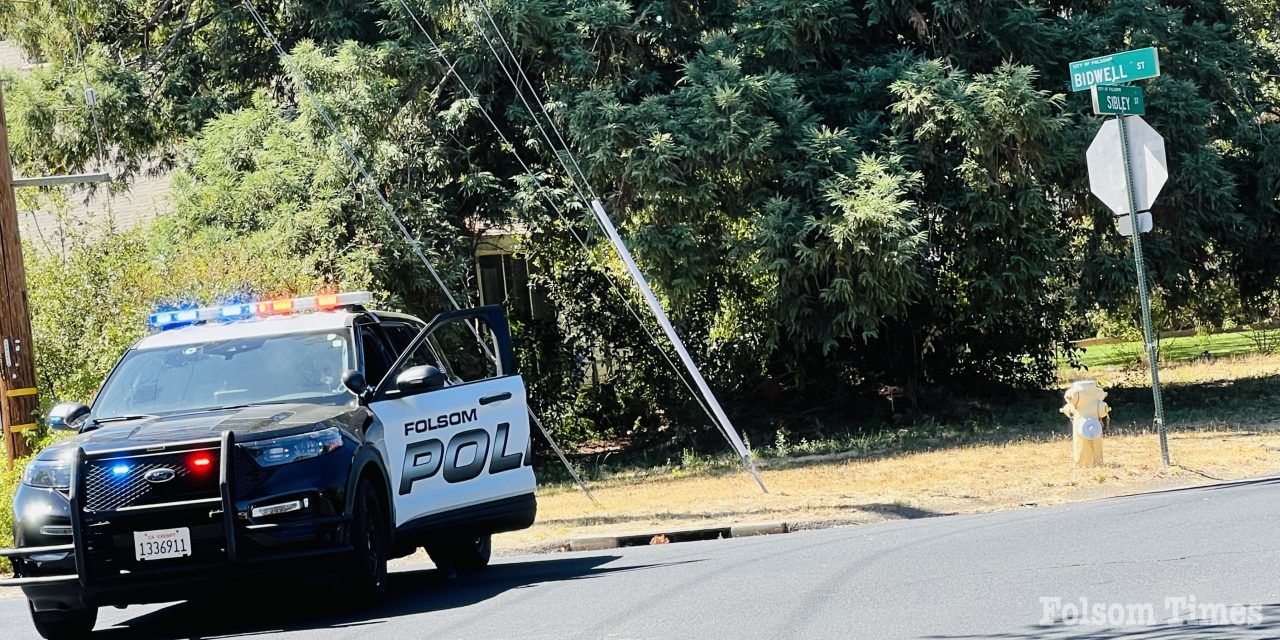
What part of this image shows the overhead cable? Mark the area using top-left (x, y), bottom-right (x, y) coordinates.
top-left (406, 0), bottom-right (765, 490)
top-left (388, 0), bottom-right (726, 433)
top-left (241, 0), bottom-right (597, 504)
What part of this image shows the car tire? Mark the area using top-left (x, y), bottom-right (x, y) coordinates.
top-left (453, 534), bottom-right (492, 572)
top-left (28, 601), bottom-right (97, 640)
top-left (343, 478), bottom-right (389, 606)
top-left (424, 534), bottom-right (491, 578)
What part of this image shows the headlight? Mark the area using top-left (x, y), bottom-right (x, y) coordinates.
top-left (242, 427), bottom-right (344, 467)
top-left (23, 459), bottom-right (72, 489)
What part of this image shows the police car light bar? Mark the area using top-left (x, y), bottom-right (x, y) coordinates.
top-left (148, 291), bottom-right (373, 329)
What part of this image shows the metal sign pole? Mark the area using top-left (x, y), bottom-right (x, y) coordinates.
top-left (1116, 113), bottom-right (1170, 466)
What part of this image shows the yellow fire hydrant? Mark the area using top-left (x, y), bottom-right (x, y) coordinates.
top-left (1061, 380), bottom-right (1110, 467)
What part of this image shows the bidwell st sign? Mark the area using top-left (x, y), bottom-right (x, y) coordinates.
top-left (1069, 47), bottom-right (1160, 92)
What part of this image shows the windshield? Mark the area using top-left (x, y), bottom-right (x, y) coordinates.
top-left (93, 331), bottom-right (353, 419)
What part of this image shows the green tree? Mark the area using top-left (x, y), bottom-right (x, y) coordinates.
top-left (2, 0), bottom-right (1278, 448)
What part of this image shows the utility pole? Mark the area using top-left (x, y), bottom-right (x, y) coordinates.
top-left (0, 81), bottom-right (109, 466)
top-left (0, 81), bottom-right (39, 465)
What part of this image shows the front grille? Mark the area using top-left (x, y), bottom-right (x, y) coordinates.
top-left (83, 449), bottom-right (221, 512)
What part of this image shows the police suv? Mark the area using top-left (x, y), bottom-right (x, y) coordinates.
top-left (2, 292), bottom-right (538, 639)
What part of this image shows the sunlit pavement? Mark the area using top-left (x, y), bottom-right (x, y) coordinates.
top-left (4, 477), bottom-right (1280, 639)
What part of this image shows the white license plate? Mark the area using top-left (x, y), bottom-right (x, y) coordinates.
top-left (133, 527), bottom-right (192, 561)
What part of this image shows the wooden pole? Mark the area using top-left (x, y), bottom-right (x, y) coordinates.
top-left (0, 82), bottom-right (39, 464)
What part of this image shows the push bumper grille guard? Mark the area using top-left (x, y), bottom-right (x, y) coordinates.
top-left (1, 435), bottom-right (232, 588)
top-left (2, 431), bottom-right (352, 589)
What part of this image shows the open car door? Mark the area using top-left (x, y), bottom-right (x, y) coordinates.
top-left (369, 306), bottom-right (535, 530)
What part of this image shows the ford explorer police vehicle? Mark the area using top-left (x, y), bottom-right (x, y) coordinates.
top-left (2, 292), bottom-right (537, 639)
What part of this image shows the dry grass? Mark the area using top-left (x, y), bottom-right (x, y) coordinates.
top-left (495, 428), bottom-right (1280, 553)
top-left (493, 352), bottom-right (1280, 555)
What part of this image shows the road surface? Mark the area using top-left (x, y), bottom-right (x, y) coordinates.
top-left (3, 477), bottom-right (1279, 639)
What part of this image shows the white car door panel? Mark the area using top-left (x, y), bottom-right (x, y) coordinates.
top-left (365, 306), bottom-right (535, 529)
top-left (372, 375), bottom-right (534, 527)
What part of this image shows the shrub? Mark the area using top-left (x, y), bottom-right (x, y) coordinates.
top-left (0, 458), bottom-right (22, 575)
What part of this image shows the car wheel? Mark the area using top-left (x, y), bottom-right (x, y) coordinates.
top-left (28, 601), bottom-right (97, 640)
top-left (343, 478), bottom-right (389, 605)
top-left (424, 534), bottom-right (491, 578)
top-left (454, 534), bottom-right (492, 572)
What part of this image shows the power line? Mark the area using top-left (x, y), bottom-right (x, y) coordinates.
top-left (240, 0), bottom-right (597, 504)
top-left (386, 0), bottom-right (726, 447)
top-left (409, 1), bottom-right (763, 486)
top-left (388, 0), bottom-right (729, 445)
top-left (456, 4), bottom-right (594, 209)
top-left (68, 0), bottom-right (115, 226)
top-left (68, 0), bottom-right (108, 175)
top-left (470, 1), bottom-right (596, 200)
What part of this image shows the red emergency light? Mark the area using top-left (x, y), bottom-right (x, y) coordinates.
top-left (189, 452), bottom-right (214, 471)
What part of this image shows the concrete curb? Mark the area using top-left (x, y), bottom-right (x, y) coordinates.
top-left (729, 522), bottom-right (789, 537)
top-left (568, 521), bottom-right (789, 552)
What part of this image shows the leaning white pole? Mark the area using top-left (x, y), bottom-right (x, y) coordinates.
top-left (590, 200), bottom-right (769, 493)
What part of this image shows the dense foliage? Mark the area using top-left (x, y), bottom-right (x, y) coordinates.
top-left (2, 0), bottom-right (1278, 451)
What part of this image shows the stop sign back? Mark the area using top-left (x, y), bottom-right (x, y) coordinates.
top-left (1086, 115), bottom-right (1168, 217)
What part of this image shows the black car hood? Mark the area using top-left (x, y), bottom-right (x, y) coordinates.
top-left (39, 403), bottom-right (361, 459)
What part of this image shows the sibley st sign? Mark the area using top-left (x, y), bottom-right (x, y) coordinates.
top-left (1091, 85), bottom-right (1146, 116)
top-left (1069, 47), bottom-right (1160, 92)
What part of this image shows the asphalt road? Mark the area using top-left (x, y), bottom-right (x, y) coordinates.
top-left (4, 477), bottom-right (1280, 639)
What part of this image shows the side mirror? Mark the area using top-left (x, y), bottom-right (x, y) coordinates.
top-left (341, 370), bottom-right (369, 397)
top-left (48, 402), bottom-right (91, 431)
top-left (395, 365), bottom-right (446, 394)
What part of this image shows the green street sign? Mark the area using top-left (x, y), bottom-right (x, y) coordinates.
top-left (1091, 85), bottom-right (1146, 115)
top-left (1069, 47), bottom-right (1160, 92)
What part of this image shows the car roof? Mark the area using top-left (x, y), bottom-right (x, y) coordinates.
top-left (135, 311), bottom-right (361, 350)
